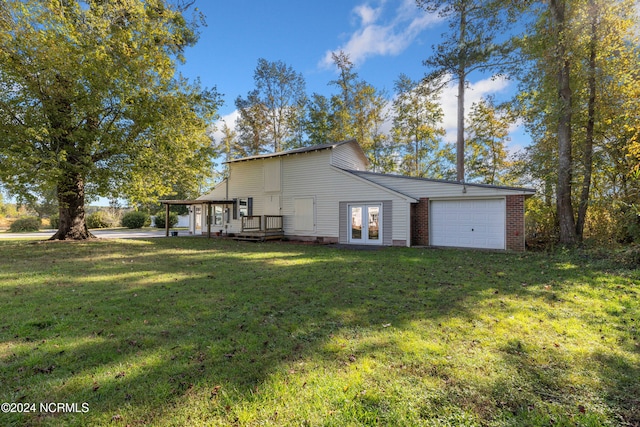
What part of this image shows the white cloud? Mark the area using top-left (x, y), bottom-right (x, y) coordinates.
top-left (319, 0), bottom-right (441, 68)
top-left (353, 3), bottom-right (383, 26)
top-left (209, 110), bottom-right (240, 144)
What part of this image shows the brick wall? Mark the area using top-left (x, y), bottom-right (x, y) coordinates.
top-left (506, 195), bottom-right (525, 252)
top-left (411, 195), bottom-right (526, 251)
top-left (411, 197), bottom-right (429, 246)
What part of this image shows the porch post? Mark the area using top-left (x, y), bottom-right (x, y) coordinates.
top-left (207, 203), bottom-right (212, 238)
top-left (165, 203), bottom-right (170, 237)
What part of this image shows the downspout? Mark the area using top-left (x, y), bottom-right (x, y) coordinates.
top-left (225, 163), bottom-right (230, 234)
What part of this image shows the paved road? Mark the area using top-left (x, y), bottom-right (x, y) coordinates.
top-left (0, 229), bottom-right (176, 239)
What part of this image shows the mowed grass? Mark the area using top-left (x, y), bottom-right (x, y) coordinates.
top-left (0, 238), bottom-right (638, 426)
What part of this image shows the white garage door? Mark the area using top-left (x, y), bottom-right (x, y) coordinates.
top-left (431, 199), bottom-right (505, 249)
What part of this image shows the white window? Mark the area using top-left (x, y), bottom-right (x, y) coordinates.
top-left (239, 199), bottom-right (248, 217)
top-left (214, 206), bottom-right (223, 225)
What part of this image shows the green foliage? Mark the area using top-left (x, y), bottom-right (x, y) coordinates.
top-left (24, 187), bottom-right (58, 219)
top-left (49, 214), bottom-right (59, 230)
top-left (465, 97), bottom-right (514, 185)
top-left (0, 0), bottom-right (222, 239)
top-left (234, 59), bottom-right (307, 154)
top-left (525, 197), bottom-right (557, 249)
top-left (617, 203), bottom-right (640, 243)
top-left (86, 211), bottom-right (111, 229)
top-left (121, 211), bottom-right (150, 229)
top-left (154, 211), bottom-right (179, 229)
top-left (612, 245), bottom-right (640, 268)
top-left (392, 73), bottom-right (448, 178)
top-left (515, 0), bottom-right (640, 244)
top-left (8, 216), bottom-right (41, 232)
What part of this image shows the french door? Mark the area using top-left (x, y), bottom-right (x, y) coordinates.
top-left (349, 204), bottom-right (381, 244)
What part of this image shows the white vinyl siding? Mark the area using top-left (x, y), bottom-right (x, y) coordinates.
top-left (281, 151), bottom-right (410, 243)
top-left (331, 142), bottom-right (368, 170)
top-left (263, 159), bottom-right (281, 192)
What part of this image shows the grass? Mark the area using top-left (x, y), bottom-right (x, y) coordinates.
top-left (0, 237), bottom-right (638, 426)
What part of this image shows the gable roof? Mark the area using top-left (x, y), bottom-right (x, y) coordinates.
top-left (225, 139), bottom-right (365, 164)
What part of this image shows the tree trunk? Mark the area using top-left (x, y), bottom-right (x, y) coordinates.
top-left (50, 171), bottom-right (94, 240)
top-left (552, 0), bottom-right (577, 245)
top-left (457, 74), bottom-right (465, 182)
top-left (576, 3), bottom-right (598, 240)
top-left (456, 7), bottom-right (467, 183)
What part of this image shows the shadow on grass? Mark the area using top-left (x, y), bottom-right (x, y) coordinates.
top-left (0, 238), bottom-right (637, 425)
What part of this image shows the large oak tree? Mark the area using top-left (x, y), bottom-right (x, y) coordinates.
top-left (0, 0), bottom-right (221, 240)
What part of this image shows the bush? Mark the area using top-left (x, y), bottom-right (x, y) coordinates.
top-left (87, 211), bottom-right (111, 229)
top-left (9, 216), bottom-right (41, 232)
top-left (121, 211), bottom-right (150, 229)
top-left (49, 214), bottom-right (59, 229)
top-left (525, 197), bottom-right (557, 250)
top-left (154, 212), bottom-right (179, 229)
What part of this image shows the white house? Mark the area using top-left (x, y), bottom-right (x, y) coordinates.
top-left (171, 139), bottom-right (535, 251)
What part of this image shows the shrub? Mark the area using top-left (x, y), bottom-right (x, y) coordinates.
top-left (615, 245), bottom-right (640, 268)
top-left (49, 214), bottom-right (59, 229)
top-left (154, 212), bottom-right (179, 229)
top-left (87, 211), bottom-right (111, 229)
top-left (9, 216), bottom-right (41, 232)
top-left (121, 211), bottom-right (150, 229)
top-left (525, 197), bottom-right (557, 250)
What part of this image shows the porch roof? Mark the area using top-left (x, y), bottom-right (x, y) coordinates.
top-left (160, 199), bottom-right (236, 206)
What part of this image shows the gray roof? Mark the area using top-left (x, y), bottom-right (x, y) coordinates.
top-left (225, 139), bottom-right (359, 163)
top-left (347, 169), bottom-right (537, 194)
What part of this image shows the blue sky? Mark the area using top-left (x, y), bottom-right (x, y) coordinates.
top-left (2, 0), bottom-right (527, 206)
top-left (176, 0), bottom-right (524, 148)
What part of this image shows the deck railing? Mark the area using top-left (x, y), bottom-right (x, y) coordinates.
top-left (264, 215), bottom-right (283, 231)
top-left (241, 215), bottom-right (283, 232)
top-left (241, 215), bottom-right (261, 231)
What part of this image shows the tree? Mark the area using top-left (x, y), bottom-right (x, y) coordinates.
top-left (416, 0), bottom-right (514, 182)
top-left (516, 0), bottom-right (640, 244)
top-left (392, 73), bottom-right (445, 177)
top-left (465, 97), bottom-right (513, 185)
top-left (325, 51), bottom-right (392, 165)
top-left (216, 121), bottom-right (237, 177)
top-left (234, 91), bottom-right (269, 156)
top-left (548, 0), bottom-right (577, 245)
top-left (27, 187), bottom-right (59, 219)
top-left (328, 51), bottom-right (359, 141)
top-left (0, 0), bottom-right (222, 240)
top-left (305, 93), bottom-right (332, 146)
top-left (235, 59), bottom-right (306, 153)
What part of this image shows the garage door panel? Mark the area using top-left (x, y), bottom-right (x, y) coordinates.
top-left (431, 199), bottom-right (505, 249)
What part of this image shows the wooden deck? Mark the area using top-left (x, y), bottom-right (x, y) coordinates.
top-left (233, 215), bottom-right (284, 242)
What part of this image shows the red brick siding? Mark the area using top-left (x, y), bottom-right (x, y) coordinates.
top-left (411, 198), bottom-right (429, 246)
top-left (506, 195), bottom-right (525, 252)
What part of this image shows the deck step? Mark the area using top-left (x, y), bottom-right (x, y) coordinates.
top-left (233, 231), bottom-right (284, 242)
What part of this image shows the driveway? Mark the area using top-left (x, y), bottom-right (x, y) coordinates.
top-left (0, 229), bottom-right (175, 240)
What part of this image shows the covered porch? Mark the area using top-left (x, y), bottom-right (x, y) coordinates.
top-left (160, 199), bottom-right (236, 238)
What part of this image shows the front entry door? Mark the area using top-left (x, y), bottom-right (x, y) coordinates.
top-left (349, 204), bottom-right (381, 245)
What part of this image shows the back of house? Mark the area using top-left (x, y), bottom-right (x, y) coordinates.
top-left (183, 139), bottom-right (535, 251)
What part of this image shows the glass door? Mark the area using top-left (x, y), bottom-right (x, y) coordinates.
top-left (349, 204), bottom-right (381, 244)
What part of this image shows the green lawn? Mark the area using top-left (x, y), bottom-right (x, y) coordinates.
top-left (0, 238), bottom-right (638, 426)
